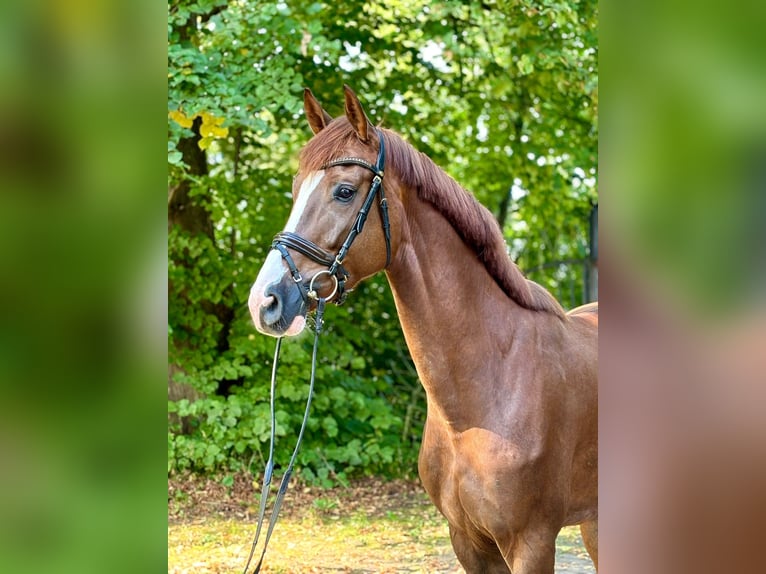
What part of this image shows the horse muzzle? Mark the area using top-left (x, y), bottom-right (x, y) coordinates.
top-left (249, 251), bottom-right (308, 337)
top-left (249, 276), bottom-right (307, 337)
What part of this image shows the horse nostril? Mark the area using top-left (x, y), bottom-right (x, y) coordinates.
top-left (261, 284), bottom-right (283, 326)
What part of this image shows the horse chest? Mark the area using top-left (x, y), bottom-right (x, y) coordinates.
top-left (419, 422), bottom-right (533, 535)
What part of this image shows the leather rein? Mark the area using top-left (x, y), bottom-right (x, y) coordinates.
top-left (243, 129), bottom-right (390, 574)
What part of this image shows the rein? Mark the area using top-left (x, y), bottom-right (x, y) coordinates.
top-left (243, 130), bottom-right (391, 573)
top-left (242, 298), bottom-right (327, 574)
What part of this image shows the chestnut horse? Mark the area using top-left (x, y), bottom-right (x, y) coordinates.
top-left (249, 86), bottom-right (598, 573)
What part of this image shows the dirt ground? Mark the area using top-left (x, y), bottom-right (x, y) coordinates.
top-left (168, 474), bottom-right (595, 573)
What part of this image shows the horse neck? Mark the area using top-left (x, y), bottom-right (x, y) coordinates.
top-left (384, 194), bottom-right (542, 424)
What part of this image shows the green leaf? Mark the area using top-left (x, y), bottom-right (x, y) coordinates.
top-left (322, 416), bottom-right (339, 438)
top-left (168, 150), bottom-right (183, 165)
top-left (517, 54), bottom-right (534, 76)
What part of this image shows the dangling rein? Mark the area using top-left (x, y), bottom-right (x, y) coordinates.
top-left (242, 297), bottom-right (328, 574)
top-left (244, 129), bottom-right (389, 572)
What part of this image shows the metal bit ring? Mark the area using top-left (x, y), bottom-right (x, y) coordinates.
top-left (307, 270), bottom-right (339, 302)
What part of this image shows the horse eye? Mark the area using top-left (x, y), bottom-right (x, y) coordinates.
top-left (333, 185), bottom-right (357, 203)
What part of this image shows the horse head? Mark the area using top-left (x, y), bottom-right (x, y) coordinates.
top-left (248, 86), bottom-right (402, 337)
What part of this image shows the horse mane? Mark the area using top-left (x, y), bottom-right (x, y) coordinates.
top-left (300, 118), bottom-right (566, 317)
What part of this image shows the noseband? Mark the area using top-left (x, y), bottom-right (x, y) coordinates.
top-left (271, 128), bottom-right (391, 305)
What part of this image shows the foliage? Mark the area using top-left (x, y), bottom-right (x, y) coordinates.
top-left (168, 0), bottom-right (597, 482)
top-left (168, 283), bottom-right (421, 483)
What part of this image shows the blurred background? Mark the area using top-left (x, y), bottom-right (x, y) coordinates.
top-left (0, 0), bottom-right (165, 572)
top-left (601, 1), bottom-right (766, 572)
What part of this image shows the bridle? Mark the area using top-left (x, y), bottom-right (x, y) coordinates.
top-left (271, 128), bottom-right (391, 305)
top-left (242, 129), bottom-right (391, 574)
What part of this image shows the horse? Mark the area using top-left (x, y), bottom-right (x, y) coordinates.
top-left (248, 85), bottom-right (598, 574)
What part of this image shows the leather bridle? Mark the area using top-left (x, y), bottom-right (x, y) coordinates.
top-left (271, 128), bottom-right (391, 305)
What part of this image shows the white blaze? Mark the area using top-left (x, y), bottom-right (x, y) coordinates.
top-left (284, 171), bottom-right (324, 232)
top-left (248, 171), bottom-right (325, 335)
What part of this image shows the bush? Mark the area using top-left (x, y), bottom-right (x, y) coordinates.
top-left (168, 265), bottom-right (425, 484)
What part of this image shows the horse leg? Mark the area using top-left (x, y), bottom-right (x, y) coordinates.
top-left (580, 519), bottom-right (598, 570)
top-left (500, 526), bottom-right (557, 574)
top-left (449, 525), bottom-right (510, 574)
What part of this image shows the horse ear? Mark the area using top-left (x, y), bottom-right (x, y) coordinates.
top-left (304, 88), bottom-right (333, 134)
top-left (343, 85), bottom-right (373, 143)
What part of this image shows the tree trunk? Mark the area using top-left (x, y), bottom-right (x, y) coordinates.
top-left (168, 116), bottom-right (236, 420)
top-left (168, 116), bottom-right (212, 236)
